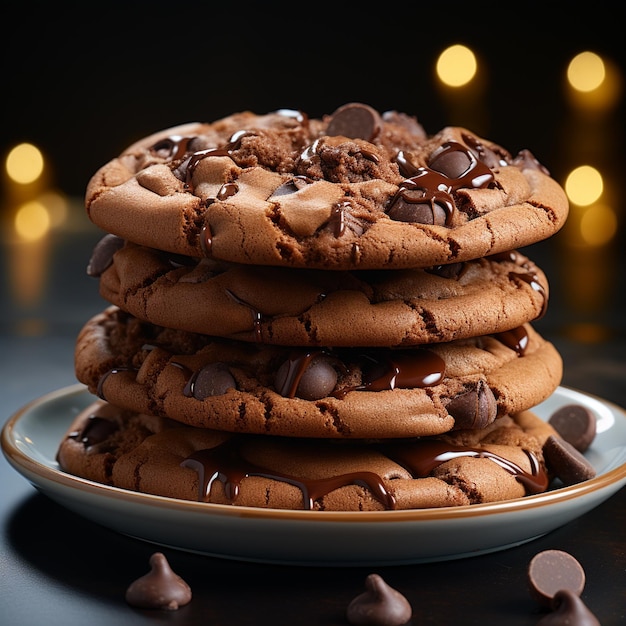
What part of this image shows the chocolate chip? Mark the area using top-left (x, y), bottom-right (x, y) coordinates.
top-left (543, 435), bottom-right (596, 486)
top-left (86, 234), bottom-right (124, 277)
top-left (425, 262), bottom-right (465, 279)
top-left (71, 415), bottom-right (119, 448)
top-left (428, 145), bottom-right (472, 179)
top-left (125, 552), bottom-right (192, 610)
top-left (512, 148), bottom-right (550, 175)
top-left (548, 404), bottom-right (597, 453)
top-left (387, 190), bottom-right (448, 225)
top-left (447, 381), bottom-right (497, 430)
top-left (326, 103), bottom-right (382, 142)
top-left (346, 573), bottom-right (412, 626)
top-left (527, 550), bottom-right (586, 610)
top-left (191, 363), bottom-right (236, 399)
top-left (536, 589), bottom-right (601, 626)
top-left (382, 110), bottom-right (426, 139)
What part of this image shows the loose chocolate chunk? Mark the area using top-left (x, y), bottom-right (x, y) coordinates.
top-left (190, 363), bottom-right (236, 400)
top-left (125, 552), bottom-right (192, 610)
top-left (527, 550), bottom-right (586, 609)
top-left (536, 589), bottom-right (601, 626)
top-left (447, 381), bottom-right (497, 430)
top-left (346, 574), bottom-right (412, 626)
top-left (87, 234), bottom-right (124, 277)
top-left (326, 103), bottom-right (382, 142)
top-left (548, 404), bottom-right (596, 453)
top-left (543, 436), bottom-right (596, 486)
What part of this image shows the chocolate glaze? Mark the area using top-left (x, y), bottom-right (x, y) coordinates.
top-left (181, 436), bottom-right (547, 510)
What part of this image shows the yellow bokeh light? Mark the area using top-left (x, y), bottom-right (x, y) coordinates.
top-left (14, 201), bottom-right (51, 241)
top-left (567, 51), bottom-right (606, 92)
top-left (579, 203), bottom-right (617, 246)
top-left (436, 45), bottom-right (477, 87)
top-left (5, 143), bottom-right (45, 184)
top-left (38, 190), bottom-right (69, 228)
top-left (564, 165), bottom-right (603, 206)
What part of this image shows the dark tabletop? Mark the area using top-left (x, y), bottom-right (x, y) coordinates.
top-left (1, 209), bottom-right (625, 626)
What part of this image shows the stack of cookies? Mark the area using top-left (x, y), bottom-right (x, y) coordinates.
top-left (57, 103), bottom-right (577, 511)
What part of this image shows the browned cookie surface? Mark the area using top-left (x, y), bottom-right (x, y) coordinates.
top-left (94, 239), bottom-right (548, 347)
top-left (85, 104), bottom-right (568, 270)
top-left (57, 401), bottom-right (559, 511)
top-left (74, 307), bottom-right (563, 439)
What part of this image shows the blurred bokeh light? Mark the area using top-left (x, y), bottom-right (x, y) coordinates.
top-left (436, 45), bottom-right (477, 87)
top-left (5, 143), bottom-right (44, 185)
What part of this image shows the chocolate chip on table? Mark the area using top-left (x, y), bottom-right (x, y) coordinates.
top-left (543, 435), bottom-right (596, 486)
top-left (326, 103), bottom-right (383, 142)
top-left (125, 552), bottom-right (192, 610)
top-left (548, 404), bottom-right (597, 453)
top-left (346, 573), bottom-right (412, 626)
top-left (535, 589), bottom-right (601, 626)
top-left (86, 234), bottom-right (124, 277)
top-left (527, 549), bottom-right (586, 610)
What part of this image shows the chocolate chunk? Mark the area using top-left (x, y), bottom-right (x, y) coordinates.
top-left (296, 356), bottom-right (338, 400)
top-left (387, 191), bottom-right (448, 225)
top-left (346, 573), bottom-right (412, 626)
top-left (425, 262), bottom-right (465, 279)
top-left (447, 380), bottom-right (497, 430)
top-left (527, 550), bottom-right (586, 609)
top-left (512, 148), bottom-right (550, 175)
top-left (125, 552), bottom-right (192, 610)
top-left (536, 589), bottom-right (601, 626)
top-left (429, 146), bottom-right (472, 179)
top-left (72, 415), bottom-right (119, 448)
top-left (382, 110), bottom-right (426, 138)
top-left (548, 404), bottom-right (596, 453)
top-left (275, 355), bottom-right (338, 401)
top-left (543, 435), bottom-right (596, 486)
top-left (87, 234), bottom-right (124, 277)
top-left (326, 103), bottom-right (382, 142)
top-left (191, 363), bottom-right (236, 399)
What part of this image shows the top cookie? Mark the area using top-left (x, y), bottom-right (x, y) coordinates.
top-left (85, 103), bottom-right (569, 270)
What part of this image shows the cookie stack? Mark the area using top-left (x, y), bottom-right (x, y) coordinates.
top-left (58, 103), bottom-right (573, 510)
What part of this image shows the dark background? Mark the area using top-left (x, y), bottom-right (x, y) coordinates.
top-left (1, 4), bottom-right (624, 199)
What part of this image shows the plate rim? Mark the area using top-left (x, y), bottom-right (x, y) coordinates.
top-left (3, 383), bottom-right (626, 525)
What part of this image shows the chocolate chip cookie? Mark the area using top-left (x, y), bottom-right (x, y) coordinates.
top-left (56, 400), bottom-right (561, 510)
top-left (74, 307), bottom-right (563, 439)
top-left (91, 238), bottom-right (549, 347)
top-left (84, 103), bottom-right (568, 270)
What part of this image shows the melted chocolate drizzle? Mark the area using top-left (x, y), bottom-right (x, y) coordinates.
top-left (180, 437), bottom-right (547, 510)
top-left (390, 141), bottom-right (495, 225)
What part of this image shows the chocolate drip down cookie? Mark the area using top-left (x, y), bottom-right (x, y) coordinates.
top-left (57, 400), bottom-right (562, 511)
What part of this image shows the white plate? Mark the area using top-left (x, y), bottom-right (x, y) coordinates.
top-left (2, 384), bottom-right (626, 566)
